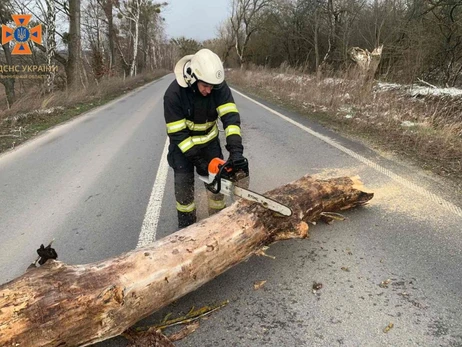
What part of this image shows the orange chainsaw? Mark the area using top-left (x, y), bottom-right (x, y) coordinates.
top-left (199, 158), bottom-right (292, 217)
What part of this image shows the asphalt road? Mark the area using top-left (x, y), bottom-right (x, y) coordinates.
top-left (1, 74), bottom-right (461, 346)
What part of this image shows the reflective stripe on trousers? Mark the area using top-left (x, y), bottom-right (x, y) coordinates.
top-left (206, 189), bottom-right (225, 216)
top-left (174, 171), bottom-right (196, 228)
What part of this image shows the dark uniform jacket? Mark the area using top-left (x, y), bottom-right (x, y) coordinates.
top-left (163, 80), bottom-right (243, 161)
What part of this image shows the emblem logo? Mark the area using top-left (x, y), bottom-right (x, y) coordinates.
top-left (1, 14), bottom-right (42, 55)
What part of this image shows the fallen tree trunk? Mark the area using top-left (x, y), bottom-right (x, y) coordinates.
top-left (0, 175), bottom-right (373, 346)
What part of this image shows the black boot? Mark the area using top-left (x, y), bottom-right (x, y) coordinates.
top-left (178, 210), bottom-right (197, 229)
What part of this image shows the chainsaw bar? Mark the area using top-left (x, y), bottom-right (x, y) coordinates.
top-left (199, 156), bottom-right (293, 217)
top-left (233, 185), bottom-right (293, 217)
top-left (214, 178), bottom-right (292, 217)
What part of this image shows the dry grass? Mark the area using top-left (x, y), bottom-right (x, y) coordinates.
top-left (0, 70), bottom-right (168, 152)
top-left (1, 71), bottom-right (166, 121)
top-left (226, 67), bottom-right (462, 187)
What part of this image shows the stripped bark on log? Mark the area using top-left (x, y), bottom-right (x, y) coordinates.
top-left (0, 175), bottom-right (373, 346)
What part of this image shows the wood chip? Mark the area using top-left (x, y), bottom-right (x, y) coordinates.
top-left (167, 321), bottom-right (200, 342)
top-left (312, 282), bottom-right (323, 291)
top-left (383, 322), bottom-right (394, 333)
top-left (253, 280), bottom-right (267, 290)
top-left (379, 279), bottom-right (392, 288)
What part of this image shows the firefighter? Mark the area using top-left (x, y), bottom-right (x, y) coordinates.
top-left (164, 48), bottom-right (249, 229)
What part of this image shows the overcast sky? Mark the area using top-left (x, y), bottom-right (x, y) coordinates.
top-left (161, 0), bottom-right (231, 41)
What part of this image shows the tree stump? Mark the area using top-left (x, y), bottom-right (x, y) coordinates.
top-left (349, 45), bottom-right (384, 92)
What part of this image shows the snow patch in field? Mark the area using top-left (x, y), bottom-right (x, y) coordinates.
top-left (271, 74), bottom-right (462, 99)
top-left (273, 73), bottom-right (312, 85)
top-left (377, 82), bottom-right (462, 98)
top-left (322, 77), bottom-right (344, 86)
top-left (401, 121), bottom-right (416, 127)
top-left (408, 86), bottom-right (462, 97)
top-left (3, 106), bottom-right (65, 123)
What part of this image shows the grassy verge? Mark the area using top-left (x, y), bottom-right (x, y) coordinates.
top-left (227, 68), bottom-right (462, 190)
top-left (0, 70), bottom-right (168, 153)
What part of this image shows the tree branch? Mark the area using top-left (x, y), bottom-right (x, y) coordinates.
top-left (34, 42), bottom-right (68, 66)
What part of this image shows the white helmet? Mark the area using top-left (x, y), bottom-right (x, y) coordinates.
top-left (174, 49), bottom-right (224, 88)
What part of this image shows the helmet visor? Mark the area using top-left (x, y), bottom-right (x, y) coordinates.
top-left (197, 80), bottom-right (224, 90)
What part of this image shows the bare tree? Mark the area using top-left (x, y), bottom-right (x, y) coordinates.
top-left (30, 0), bottom-right (58, 90)
top-left (422, 0), bottom-right (462, 86)
top-left (0, 0), bottom-right (15, 107)
top-left (139, 1), bottom-right (165, 72)
top-left (82, 0), bottom-right (107, 80)
top-left (318, 0), bottom-right (362, 69)
top-left (24, 0), bottom-right (85, 89)
top-left (97, 0), bottom-right (117, 72)
top-left (171, 36), bottom-right (202, 57)
top-left (215, 19), bottom-right (236, 63)
top-left (115, 0), bottom-right (146, 76)
top-left (67, 0), bottom-right (82, 89)
top-left (43, 0), bottom-right (57, 91)
top-left (230, 0), bottom-right (273, 68)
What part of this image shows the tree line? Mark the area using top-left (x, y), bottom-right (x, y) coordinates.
top-left (198, 0), bottom-right (462, 87)
top-left (0, 0), bottom-right (172, 107)
top-left (1, 0), bottom-right (461, 108)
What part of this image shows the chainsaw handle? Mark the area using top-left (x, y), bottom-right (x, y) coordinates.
top-left (205, 159), bottom-right (230, 194)
top-left (205, 178), bottom-right (221, 194)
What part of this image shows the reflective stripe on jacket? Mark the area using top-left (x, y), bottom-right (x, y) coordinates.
top-left (164, 80), bottom-right (243, 158)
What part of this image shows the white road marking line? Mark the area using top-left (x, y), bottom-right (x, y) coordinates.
top-left (232, 88), bottom-right (462, 218)
top-left (137, 138), bottom-right (169, 248)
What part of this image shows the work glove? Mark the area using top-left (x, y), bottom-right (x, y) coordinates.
top-left (37, 244), bottom-right (58, 265)
top-left (228, 152), bottom-right (249, 176)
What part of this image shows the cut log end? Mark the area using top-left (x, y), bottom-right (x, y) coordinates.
top-left (350, 175), bottom-right (373, 195)
top-left (350, 175), bottom-right (364, 190)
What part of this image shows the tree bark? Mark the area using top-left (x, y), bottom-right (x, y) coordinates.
top-left (45, 0), bottom-right (57, 93)
top-left (100, 0), bottom-right (116, 73)
top-left (0, 175), bottom-right (373, 346)
top-left (1, 42), bottom-right (16, 107)
top-left (0, 71), bottom-right (15, 107)
top-left (349, 45), bottom-right (384, 85)
top-left (0, 3), bottom-right (15, 107)
top-left (67, 0), bottom-right (81, 89)
top-left (130, 14), bottom-right (139, 77)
